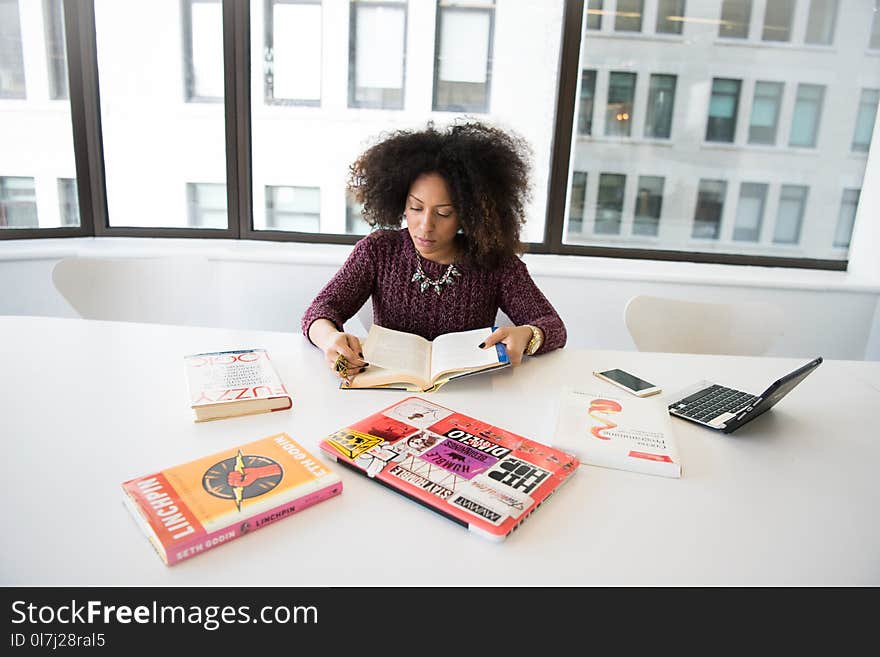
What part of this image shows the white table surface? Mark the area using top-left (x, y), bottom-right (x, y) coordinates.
top-left (2, 316), bottom-right (878, 586)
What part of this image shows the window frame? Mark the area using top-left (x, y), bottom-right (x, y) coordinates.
top-left (347, 0), bottom-right (407, 110)
top-left (1, 0), bottom-right (859, 271)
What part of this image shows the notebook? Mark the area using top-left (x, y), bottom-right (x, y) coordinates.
top-left (666, 357), bottom-right (823, 433)
top-left (319, 396), bottom-right (580, 541)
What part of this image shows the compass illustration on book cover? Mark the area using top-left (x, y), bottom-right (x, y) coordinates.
top-left (202, 449), bottom-right (284, 511)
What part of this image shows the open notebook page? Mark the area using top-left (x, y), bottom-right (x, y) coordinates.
top-left (362, 325), bottom-right (432, 382)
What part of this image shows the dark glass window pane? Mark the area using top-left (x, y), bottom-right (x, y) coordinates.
top-left (805, 0), bottom-right (837, 45)
top-left (719, 0), bottom-right (751, 38)
top-left (586, 0), bottom-right (603, 30)
top-left (633, 176), bottom-right (664, 236)
top-left (58, 178), bottom-right (80, 227)
top-left (706, 78), bottom-right (741, 142)
top-left (577, 70), bottom-right (596, 135)
top-left (568, 171), bottom-right (587, 233)
top-left (833, 188), bottom-right (859, 248)
top-left (0, 176), bottom-right (38, 228)
top-left (732, 182), bottom-right (767, 241)
top-left (762, 0), bottom-right (795, 42)
top-left (265, 185), bottom-right (320, 232)
top-left (852, 89), bottom-right (879, 152)
top-left (748, 81), bottom-right (783, 144)
top-left (43, 0), bottom-right (68, 100)
top-left (349, 1), bottom-right (406, 110)
top-left (183, 0), bottom-right (223, 103)
top-left (264, 0), bottom-right (322, 106)
top-left (346, 197), bottom-right (370, 235)
top-left (773, 185), bottom-right (808, 244)
top-left (606, 72), bottom-right (636, 137)
top-left (872, 1), bottom-right (880, 49)
top-left (789, 83), bottom-right (825, 148)
top-left (595, 173), bottom-right (625, 234)
top-left (693, 179), bottom-right (726, 239)
top-left (0, 0), bottom-right (26, 98)
top-left (656, 0), bottom-right (685, 35)
top-left (645, 74), bottom-right (676, 138)
top-left (186, 182), bottom-right (227, 228)
top-left (434, 5), bottom-right (494, 113)
top-left (614, 0), bottom-right (643, 32)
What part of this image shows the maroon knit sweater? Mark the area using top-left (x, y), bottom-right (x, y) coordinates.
top-left (301, 228), bottom-right (566, 355)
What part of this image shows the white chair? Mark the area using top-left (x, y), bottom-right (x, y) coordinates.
top-left (52, 255), bottom-right (217, 327)
top-left (624, 294), bottom-right (785, 356)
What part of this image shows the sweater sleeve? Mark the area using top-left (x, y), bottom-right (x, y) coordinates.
top-left (497, 256), bottom-right (567, 355)
top-left (300, 235), bottom-right (376, 344)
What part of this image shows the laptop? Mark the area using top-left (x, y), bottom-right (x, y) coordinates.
top-left (667, 357), bottom-right (823, 434)
top-left (319, 396), bottom-right (579, 541)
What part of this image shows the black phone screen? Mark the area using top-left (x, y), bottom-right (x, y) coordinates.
top-left (599, 369), bottom-right (656, 391)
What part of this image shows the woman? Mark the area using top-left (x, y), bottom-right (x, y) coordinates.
top-left (301, 120), bottom-right (566, 383)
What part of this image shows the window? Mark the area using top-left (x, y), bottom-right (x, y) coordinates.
top-left (748, 81), bottom-right (783, 145)
top-left (606, 72), bottom-right (636, 137)
top-left (656, 0), bottom-right (684, 35)
top-left (804, 0), bottom-right (837, 46)
top-left (719, 0), bottom-right (751, 39)
top-left (0, 177), bottom-right (38, 228)
top-left (692, 179), bottom-right (727, 239)
top-left (433, 2), bottom-right (494, 113)
top-left (732, 182), bottom-right (767, 241)
top-left (346, 198), bottom-right (371, 235)
top-left (349, 0), bottom-right (406, 109)
top-left (632, 176), bottom-right (663, 236)
top-left (577, 70), bottom-right (596, 135)
top-left (870, 0), bottom-right (880, 49)
top-left (852, 89), bottom-right (879, 152)
top-left (183, 0), bottom-right (224, 102)
top-left (762, 0), bottom-right (794, 42)
top-left (58, 178), bottom-right (80, 227)
top-left (706, 78), bottom-right (741, 143)
top-left (833, 189), bottom-right (859, 248)
top-left (264, 0), bottom-right (322, 106)
top-left (644, 74), bottom-right (676, 139)
top-left (568, 171), bottom-right (587, 232)
top-left (595, 173), bottom-right (625, 234)
top-left (186, 183), bottom-right (227, 228)
top-left (614, 0), bottom-right (643, 33)
top-left (264, 185), bottom-right (320, 232)
top-left (586, 0), bottom-right (602, 30)
top-left (44, 0), bottom-right (68, 100)
top-left (773, 184), bottom-right (808, 244)
top-left (789, 83), bottom-right (825, 148)
top-left (0, 0), bottom-right (26, 98)
top-left (95, 0), bottom-right (228, 228)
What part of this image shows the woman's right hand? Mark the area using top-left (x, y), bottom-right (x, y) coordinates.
top-left (320, 330), bottom-right (368, 385)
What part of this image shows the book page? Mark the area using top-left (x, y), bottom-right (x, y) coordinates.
top-left (430, 327), bottom-right (502, 382)
top-left (362, 325), bottom-right (432, 384)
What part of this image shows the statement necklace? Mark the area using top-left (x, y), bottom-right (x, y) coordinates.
top-left (411, 255), bottom-right (461, 295)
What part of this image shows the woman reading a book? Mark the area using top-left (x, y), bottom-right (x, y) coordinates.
top-left (301, 120), bottom-right (566, 384)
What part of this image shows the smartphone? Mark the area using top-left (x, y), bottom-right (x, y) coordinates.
top-left (592, 368), bottom-right (662, 397)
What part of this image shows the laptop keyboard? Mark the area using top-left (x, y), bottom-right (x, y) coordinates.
top-left (671, 385), bottom-right (757, 423)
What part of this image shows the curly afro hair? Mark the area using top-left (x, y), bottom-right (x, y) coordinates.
top-left (347, 120), bottom-right (533, 269)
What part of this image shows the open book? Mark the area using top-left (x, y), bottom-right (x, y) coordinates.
top-left (348, 325), bottom-right (509, 392)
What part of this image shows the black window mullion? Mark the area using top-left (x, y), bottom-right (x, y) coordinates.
top-left (226, 0), bottom-right (248, 239)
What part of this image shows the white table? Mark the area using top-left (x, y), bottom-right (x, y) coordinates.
top-left (2, 316), bottom-right (878, 586)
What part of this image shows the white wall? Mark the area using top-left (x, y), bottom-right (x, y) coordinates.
top-left (1, 237), bottom-right (877, 361)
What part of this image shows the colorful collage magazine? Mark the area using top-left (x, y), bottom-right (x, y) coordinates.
top-left (319, 396), bottom-right (579, 541)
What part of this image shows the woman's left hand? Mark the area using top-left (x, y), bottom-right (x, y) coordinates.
top-left (480, 325), bottom-right (534, 366)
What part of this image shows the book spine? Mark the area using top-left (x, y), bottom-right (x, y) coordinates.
top-left (164, 480), bottom-right (343, 566)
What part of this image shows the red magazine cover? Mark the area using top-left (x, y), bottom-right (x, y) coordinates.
top-left (320, 397), bottom-right (579, 541)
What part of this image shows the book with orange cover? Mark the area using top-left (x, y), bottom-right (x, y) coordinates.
top-left (122, 433), bottom-right (342, 565)
top-left (184, 348), bottom-right (292, 422)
